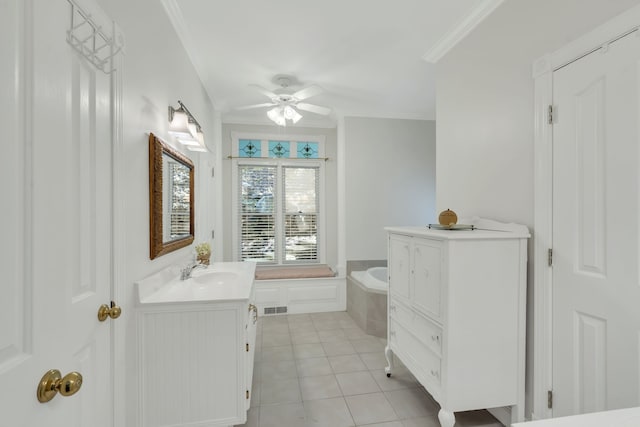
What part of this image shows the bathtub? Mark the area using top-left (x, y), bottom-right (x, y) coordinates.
top-left (350, 267), bottom-right (388, 294)
top-left (347, 266), bottom-right (388, 337)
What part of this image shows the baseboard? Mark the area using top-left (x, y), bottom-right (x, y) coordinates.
top-left (254, 276), bottom-right (346, 315)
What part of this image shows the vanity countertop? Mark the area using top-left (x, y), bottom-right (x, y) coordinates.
top-left (136, 261), bottom-right (257, 304)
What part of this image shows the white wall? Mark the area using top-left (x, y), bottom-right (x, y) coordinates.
top-left (436, 0), bottom-right (640, 224)
top-left (220, 123), bottom-right (339, 268)
top-left (436, 0), bottom-right (640, 418)
top-left (93, 0), bottom-right (216, 425)
top-left (345, 117), bottom-right (436, 260)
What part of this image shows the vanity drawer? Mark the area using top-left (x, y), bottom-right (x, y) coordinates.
top-left (389, 319), bottom-right (441, 393)
top-left (389, 298), bottom-right (442, 357)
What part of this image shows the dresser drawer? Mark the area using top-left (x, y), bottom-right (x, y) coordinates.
top-left (412, 313), bottom-right (442, 357)
top-left (389, 298), bottom-right (442, 357)
top-left (389, 298), bottom-right (413, 328)
top-left (389, 319), bottom-right (441, 393)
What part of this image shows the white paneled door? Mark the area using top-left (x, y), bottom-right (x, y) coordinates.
top-left (552, 31), bottom-right (640, 417)
top-left (0, 0), bottom-right (116, 425)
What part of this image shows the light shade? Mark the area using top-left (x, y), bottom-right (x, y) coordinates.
top-left (268, 105), bottom-right (302, 126)
top-left (187, 145), bottom-right (207, 152)
top-left (168, 109), bottom-right (195, 140)
top-left (283, 106), bottom-right (302, 123)
top-left (187, 132), bottom-right (207, 152)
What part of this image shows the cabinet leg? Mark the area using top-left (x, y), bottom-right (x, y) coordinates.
top-left (384, 345), bottom-right (393, 377)
top-left (438, 409), bottom-right (455, 427)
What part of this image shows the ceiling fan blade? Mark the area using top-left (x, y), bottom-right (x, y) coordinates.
top-left (296, 102), bottom-right (331, 116)
top-left (249, 84), bottom-right (278, 99)
top-left (292, 85), bottom-right (323, 101)
top-left (235, 102), bottom-right (277, 111)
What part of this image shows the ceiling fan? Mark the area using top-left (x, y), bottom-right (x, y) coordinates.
top-left (236, 75), bottom-right (331, 126)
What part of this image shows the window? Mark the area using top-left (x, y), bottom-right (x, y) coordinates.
top-left (232, 134), bottom-right (325, 265)
top-left (166, 160), bottom-right (190, 239)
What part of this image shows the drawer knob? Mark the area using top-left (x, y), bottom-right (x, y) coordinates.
top-left (431, 335), bottom-right (440, 344)
top-left (430, 369), bottom-right (440, 379)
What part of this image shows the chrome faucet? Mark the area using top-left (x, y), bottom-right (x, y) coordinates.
top-left (180, 262), bottom-right (206, 280)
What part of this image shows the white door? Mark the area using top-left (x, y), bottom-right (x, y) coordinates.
top-left (552, 31), bottom-right (640, 417)
top-left (0, 0), bottom-right (116, 425)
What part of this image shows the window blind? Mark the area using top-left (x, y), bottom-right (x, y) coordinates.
top-left (236, 162), bottom-right (321, 265)
top-left (238, 165), bottom-right (276, 262)
top-left (169, 161), bottom-right (190, 238)
top-left (283, 166), bottom-right (319, 263)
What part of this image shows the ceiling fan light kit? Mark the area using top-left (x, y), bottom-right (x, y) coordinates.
top-left (267, 107), bottom-right (287, 126)
top-left (238, 75), bottom-right (331, 126)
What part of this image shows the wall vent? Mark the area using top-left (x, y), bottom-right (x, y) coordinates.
top-left (263, 306), bottom-right (288, 315)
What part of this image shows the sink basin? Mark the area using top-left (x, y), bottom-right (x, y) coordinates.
top-left (136, 261), bottom-right (257, 304)
top-left (191, 271), bottom-right (239, 286)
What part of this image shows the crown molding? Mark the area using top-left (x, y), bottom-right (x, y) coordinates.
top-left (422, 0), bottom-right (505, 64)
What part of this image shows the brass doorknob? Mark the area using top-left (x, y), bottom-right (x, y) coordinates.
top-left (98, 301), bottom-right (122, 322)
top-left (37, 369), bottom-right (83, 403)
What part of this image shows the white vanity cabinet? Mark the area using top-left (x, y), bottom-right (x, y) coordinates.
top-left (385, 219), bottom-right (529, 427)
top-left (136, 262), bottom-right (257, 427)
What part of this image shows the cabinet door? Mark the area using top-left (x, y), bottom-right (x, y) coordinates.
top-left (413, 239), bottom-right (442, 320)
top-left (389, 234), bottom-right (412, 300)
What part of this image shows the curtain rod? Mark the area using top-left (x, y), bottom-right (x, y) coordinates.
top-left (226, 155), bottom-right (329, 161)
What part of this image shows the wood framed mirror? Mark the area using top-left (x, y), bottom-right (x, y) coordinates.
top-left (149, 133), bottom-right (194, 259)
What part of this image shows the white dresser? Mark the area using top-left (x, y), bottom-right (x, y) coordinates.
top-left (385, 218), bottom-right (529, 427)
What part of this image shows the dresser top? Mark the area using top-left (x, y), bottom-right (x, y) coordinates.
top-left (386, 217), bottom-right (530, 240)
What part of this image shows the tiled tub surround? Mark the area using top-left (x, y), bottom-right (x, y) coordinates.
top-left (347, 260), bottom-right (388, 338)
top-left (236, 311), bottom-right (502, 427)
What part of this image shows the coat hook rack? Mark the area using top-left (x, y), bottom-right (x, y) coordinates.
top-left (66, 0), bottom-right (124, 74)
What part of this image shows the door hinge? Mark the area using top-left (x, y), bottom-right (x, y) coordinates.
top-left (548, 248), bottom-right (553, 267)
top-left (246, 343), bottom-right (249, 352)
top-left (246, 390), bottom-right (250, 399)
top-left (548, 105), bottom-right (554, 124)
top-left (547, 390), bottom-right (553, 409)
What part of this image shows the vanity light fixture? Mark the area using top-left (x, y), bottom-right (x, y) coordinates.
top-left (168, 100), bottom-right (208, 152)
top-left (187, 132), bottom-right (207, 152)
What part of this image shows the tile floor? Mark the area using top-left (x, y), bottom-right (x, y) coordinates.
top-left (236, 311), bottom-right (502, 427)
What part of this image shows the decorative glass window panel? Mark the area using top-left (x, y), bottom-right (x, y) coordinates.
top-left (297, 142), bottom-right (319, 158)
top-left (239, 139), bottom-right (261, 158)
top-left (269, 140), bottom-right (290, 158)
